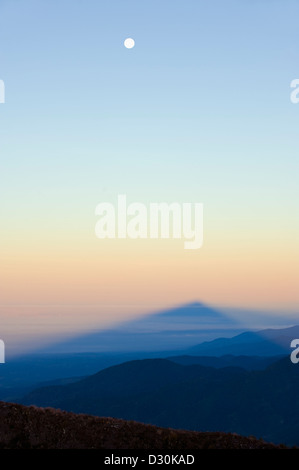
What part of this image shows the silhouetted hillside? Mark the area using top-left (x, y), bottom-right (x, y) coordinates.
top-left (21, 356), bottom-right (299, 446)
top-left (0, 402), bottom-right (282, 449)
top-left (0, 352), bottom-right (281, 403)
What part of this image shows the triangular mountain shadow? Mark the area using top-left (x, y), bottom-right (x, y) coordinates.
top-left (39, 301), bottom-right (243, 354)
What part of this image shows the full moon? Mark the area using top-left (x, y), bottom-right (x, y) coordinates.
top-left (124, 38), bottom-right (135, 49)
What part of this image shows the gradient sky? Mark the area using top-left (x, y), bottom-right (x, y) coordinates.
top-left (0, 0), bottom-right (299, 352)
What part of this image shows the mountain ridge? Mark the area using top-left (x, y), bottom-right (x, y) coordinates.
top-left (187, 325), bottom-right (299, 356)
top-left (20, 356), bottom-right (299, 446)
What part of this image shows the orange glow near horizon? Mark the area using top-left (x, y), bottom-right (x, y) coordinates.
top-left (1, 230), bottom-right (298, 310)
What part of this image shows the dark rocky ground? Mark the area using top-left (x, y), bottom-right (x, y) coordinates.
top-left (0, 401), bottom-right (287, 449)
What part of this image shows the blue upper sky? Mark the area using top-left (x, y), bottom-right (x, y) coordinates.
top-left (1, 0), bottom-right (298, 205)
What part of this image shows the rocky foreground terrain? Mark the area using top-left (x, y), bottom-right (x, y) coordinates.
top-left (0, 401), bottom-right (286, 449)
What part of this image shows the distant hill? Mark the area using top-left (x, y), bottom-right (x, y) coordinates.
top-left (0, 351), bottom-right (281, 403)
top-left (0, 352), bottom-right (137, 402)
top-left (167, 354), bottom-right (282, 370)
top-left (21, 356), bottom-right (299, 446)
top-left (186, 325), bottom-right (299, 356)
top-left (1, 324), bottom-right (298, 402)
top-left (0, 401), bottom-right (282, 449)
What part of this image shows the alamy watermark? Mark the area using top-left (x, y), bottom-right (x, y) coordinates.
top-left (0, 79), bottom-right (5, 104)
top-left (290, 79), bottom-right (299, 104)
top-left (95, 195), bottom-right (203, 249)
top-left (0, 340), bottom-right (5, 363)
top-left (290, 339), bottom-right (299, 364)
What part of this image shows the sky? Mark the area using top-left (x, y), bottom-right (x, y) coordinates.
top-left (0, 0), bottom-right (299, 352)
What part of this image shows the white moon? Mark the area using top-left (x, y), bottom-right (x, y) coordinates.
top-left (124, 38), bottom-right (135, 49)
